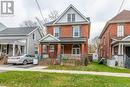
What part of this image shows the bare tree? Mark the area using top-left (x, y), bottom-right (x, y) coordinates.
top-left (48, 10), bottom-right (59, 21)
top-left (20, 20), bottom-right (38, 27)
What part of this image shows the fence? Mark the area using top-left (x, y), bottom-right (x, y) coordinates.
top-left (39, 54), bottom-right (90, 66)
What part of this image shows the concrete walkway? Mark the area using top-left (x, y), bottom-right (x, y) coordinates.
top-left (0, 65), bottom-right (130, 77)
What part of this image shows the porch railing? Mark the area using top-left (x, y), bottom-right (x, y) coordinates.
top-left (61, 54), bottom-right (81, 59)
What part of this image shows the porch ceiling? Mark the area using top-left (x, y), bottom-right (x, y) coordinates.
top-left (0, 39), bottom-right (26, 45)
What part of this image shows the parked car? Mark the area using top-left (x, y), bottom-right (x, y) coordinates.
top-left (7, 54), bottom-right (35, 65)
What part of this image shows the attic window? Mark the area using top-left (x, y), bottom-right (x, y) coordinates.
top-left (67, 14), bottom-right (71, 22)
top-left (72, 14), bottom-right (75, 22)
top-left (67, 14), bottom-right (75, 22)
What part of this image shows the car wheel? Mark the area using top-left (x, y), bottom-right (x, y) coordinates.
top-left (23, 60), bottom-right (28, 65)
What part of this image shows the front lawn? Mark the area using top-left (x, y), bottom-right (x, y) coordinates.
top-left (0, 71), bottom-right (130, 87)
top-left (48, 62), bottom-right (130, 73)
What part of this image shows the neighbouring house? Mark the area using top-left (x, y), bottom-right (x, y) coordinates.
top-left (0, 23), bottom-right (6, 31)
top-left (99, 10), bottom-right (130, 68)
top-left (39, 4), bottom-right (90, 60)
top-left (0, 27), bottom-right (43, 57)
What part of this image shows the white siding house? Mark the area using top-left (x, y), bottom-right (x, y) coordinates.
top-left (0, 27), bottom-right (43, 56)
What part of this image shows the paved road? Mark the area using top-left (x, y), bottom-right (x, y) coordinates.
top-left (0, 65), bottom-right (130, 77)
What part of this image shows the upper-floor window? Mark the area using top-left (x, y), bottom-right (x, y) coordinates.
top-left (73, 26), bottom-right (80, 37)
top-left (117, 23), bottom-right (124, 37)
top-left (54, 27), bottom-right (60, 38)
top-left (72, 14), bottom-right (75, 22)
top-left (67, 14), bottom-right (75, 22)
top-left (67, 14), bottom-right (71, 22)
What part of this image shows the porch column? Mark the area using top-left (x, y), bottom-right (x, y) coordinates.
top-left (118, 44), bottom-right (121, 55)
top-left (121, 44), bottom-right (124, 55)
top-left (13, 43), bottom-right (15, 56)
top-left (112, 46), bottom-right (114, 55)
top-left (38, 44), bottom-right (43, 59)
top-left (81, 43), bottom-right (85, 56)
top-left (57, 43), bottom-right (61, 55)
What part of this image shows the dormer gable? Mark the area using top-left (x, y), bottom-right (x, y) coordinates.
top-left (54, 4), bottom-right (90, 24)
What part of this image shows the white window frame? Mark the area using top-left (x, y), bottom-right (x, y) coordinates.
top-left (72, 44), bottom-right (80, 55)
top-left (67, 14), bottom-right (71, 22)
top-left (73, 26), bottom-right (80, 37)
top-left (67, 13), bottom-right (76, 22)
top-left (117, 23), bottom-right (124, 37)
top-left (54, 27), bottom-right (60, 38)
top-left (72, 14), bottom-right (75, 22)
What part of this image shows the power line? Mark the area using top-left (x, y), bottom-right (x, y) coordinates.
top-left (35, 0), bottom-right (45, 22)
top-left (118, 0), bottom-right (125, 13)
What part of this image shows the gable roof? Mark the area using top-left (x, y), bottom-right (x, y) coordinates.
top-left (99, 10), bottom-right (130, 38)
top-left (109, 10), bottom-right (130, 23)
top-left (45, 4), bottom-right (90, 26)
top-left (54, 4), bottom-right (90, 24)
top-left (39, 34), bottom-right (60, 42)
top-left (0, 27), bottom-right (37, 36)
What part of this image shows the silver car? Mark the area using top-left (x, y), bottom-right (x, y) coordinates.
top-left (7, 54), bottom-right (35, 65)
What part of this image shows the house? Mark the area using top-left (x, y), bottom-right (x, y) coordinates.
top-left (39, 4), bottom-right (90, 59)
top-left (99, 10), bottom-right (130, 68)
top-left (0, 27), bottom-right (43, 57)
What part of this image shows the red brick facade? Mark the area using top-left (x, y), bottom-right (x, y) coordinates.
top-left (99, 22), bottom-right (130, 59)
top-left (46, 24), bottom-right (89, 56)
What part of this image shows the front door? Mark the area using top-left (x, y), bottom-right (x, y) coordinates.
top-left (49, 45), bottom-right (55, 58)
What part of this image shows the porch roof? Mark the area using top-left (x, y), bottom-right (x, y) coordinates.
top-left (0, 39), bottom-right (26, 45)
top-left (40, 34), bottom-right (87, 43)
top-left (111, 35), bottom-right (130, 45)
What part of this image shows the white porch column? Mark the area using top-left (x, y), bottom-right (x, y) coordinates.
top-left (121, 44), bottom-right (124, 55)
top-left (118, 43), bottom-right (121, 55)
top-left (112, 46), bottom-right (114, 55)
top-left (13, 43), bottom-right (15, 56)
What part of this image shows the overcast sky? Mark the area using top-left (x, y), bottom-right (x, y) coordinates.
top-left (0, 0), bottom-right (130, 40)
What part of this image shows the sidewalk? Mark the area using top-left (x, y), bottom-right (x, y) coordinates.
top-left (0, 65), bottom-right (130, 77)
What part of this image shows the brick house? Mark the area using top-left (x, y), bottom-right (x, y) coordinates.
top-left (99, 10), bottom-right (130, 67)
top-left (39, 5), bottom-right (90, 60)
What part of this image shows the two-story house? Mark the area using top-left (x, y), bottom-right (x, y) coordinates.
top-left (99, 10), bottom-right (130, 68)
top-left (39, 4), bottom-right (90, 59)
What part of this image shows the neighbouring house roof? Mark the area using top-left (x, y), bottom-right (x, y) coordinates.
top-left (100, 10), bottom-right (130, 38)
top-left (0, 27), bottom-right (37, 36)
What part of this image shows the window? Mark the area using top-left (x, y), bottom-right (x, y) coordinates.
top-left (117, 23), bottom-right (124, 37)
top-left (67, 14), bottom-right (76, 22)
top-left (33, 33), bottom-right (35, 40)
top-left (67, 14), bottom-right (71, 22)
top-left (72, 14), bottom-right (75, 22)
top-left (54, 27), bottom-right (60, 38)
top-left (73, 26), bottom-right (80, 37)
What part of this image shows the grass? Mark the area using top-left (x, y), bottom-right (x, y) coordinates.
top-left (0, 71), bottom-right (130, 87)
top-left (48, 62), bottom-right (130, 73)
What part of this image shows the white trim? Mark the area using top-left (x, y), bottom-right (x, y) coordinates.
top-left (122, 35), bottom-right (130, 41)
top-left (39, 34), bottom-right (60, 42)
top-left (53, 27), bottom-right (60, 38)
top-left (53, 4), bottom-right (90, 24)
top-left (72, 44), bottom-right (80, 54)
top-left (72, 26), bottom-right (80, 37)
